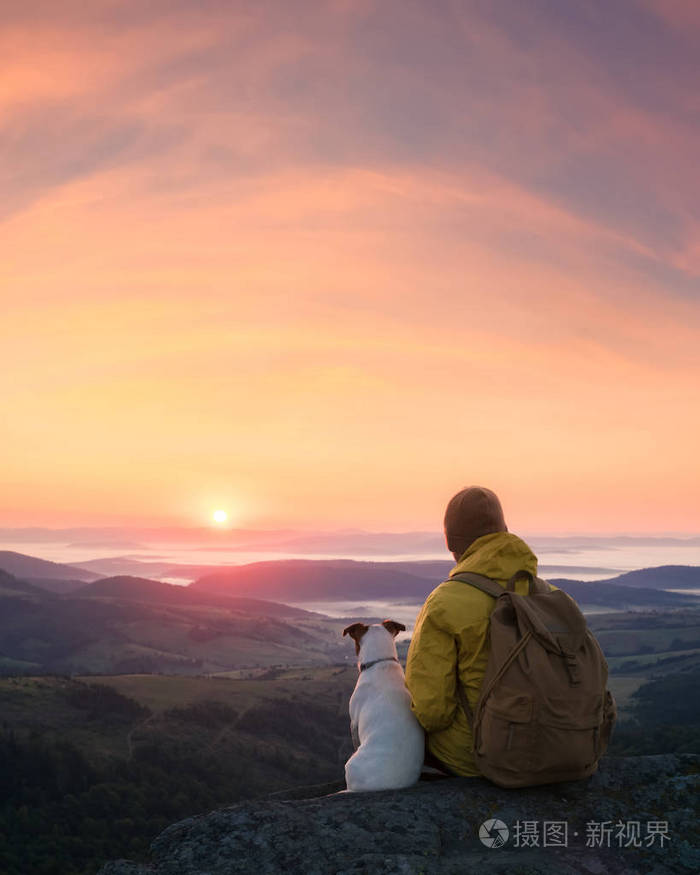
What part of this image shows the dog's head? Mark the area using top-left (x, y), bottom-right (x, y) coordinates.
top-left (343, 619), bottom-right (406, 656)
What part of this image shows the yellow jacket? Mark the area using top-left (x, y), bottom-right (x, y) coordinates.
top-left (405, 531), bottom-right (539, 776)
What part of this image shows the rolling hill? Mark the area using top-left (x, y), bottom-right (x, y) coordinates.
top-left (548, 577), bottom-right (700, 607)
top-left (0, 569), bottom-right (50, 598)
top-left (190, 558), bottom-right (435, 601)
top-left (0, 571), bottom-right (351, 677)
top-left (74, 575), bottom-right (320, 617)
top-left (1, 551), bottom-right (699, 678)
top-left (0, 669), bottom-right (357, 874)
top-left (591, 565), bottom-right (700, 589)
top-left (190, 558), bottom-right (700, 608)
top-left (0, 550), bottom-right (99, 583)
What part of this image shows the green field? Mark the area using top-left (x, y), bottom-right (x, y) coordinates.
top-left (607, 647), bottom-right (700, 674)
top-left (588, 609), bottom-right (700, 657)
top-left (0, 586), bottom-right (355, 677)
top-left (77, 668), bottom-right (356, 717)
top-left (0, 668), bottom-right (357, 762)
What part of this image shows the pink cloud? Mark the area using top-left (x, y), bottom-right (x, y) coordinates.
top-left (1, 1), bottom-right (698, 531)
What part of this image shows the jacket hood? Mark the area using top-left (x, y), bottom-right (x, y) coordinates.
top-left (449, 531), bottom-right (538, 582)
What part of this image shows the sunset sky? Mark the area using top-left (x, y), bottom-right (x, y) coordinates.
top-left (2, 0), bottom-right (699, 535)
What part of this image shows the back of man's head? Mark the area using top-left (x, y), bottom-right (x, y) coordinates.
top-left (444, 486), bottom-right (508, 559)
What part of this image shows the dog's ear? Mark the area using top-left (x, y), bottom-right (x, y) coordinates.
top-left (343, 622), bottom-right (369, 644)
top-left (382, 619), bottom-right (406, 637)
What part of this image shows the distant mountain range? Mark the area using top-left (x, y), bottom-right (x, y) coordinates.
top-left (585, 565), bottom-right (700, 589)
top-left (0, 550), bottom-right (99, 587)
top-left (192, 559), bottom-right (439, 601)
top-left (76, 575), bottom-right (318, 617)
top-left (2, 549), bottom-right (700, 605)
top-left (0, 550), bottom-right (698, 677)
top-left (189, 559), bottom-right (700, 608)
top-left (546, 577), bottom-right (698, 607)
top-left (0, 568), bottom-right (347, 677)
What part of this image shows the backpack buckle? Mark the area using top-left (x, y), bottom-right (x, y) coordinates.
top-left (562, 649), bottom-right (581, 686)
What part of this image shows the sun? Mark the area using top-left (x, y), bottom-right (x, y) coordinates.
top-left (212, 509), bottom-right (228, 524)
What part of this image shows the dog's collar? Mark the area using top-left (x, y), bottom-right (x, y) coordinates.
top-left (359, 656), bottom-right (399, 673)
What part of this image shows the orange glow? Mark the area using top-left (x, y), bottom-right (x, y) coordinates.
top-left (2, 2), bottom-right (698, 535)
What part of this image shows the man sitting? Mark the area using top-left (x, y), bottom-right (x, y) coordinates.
top-left (405, 485), bottom-right (542, 776)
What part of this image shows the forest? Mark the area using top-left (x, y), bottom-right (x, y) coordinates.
top-left (0, 669), bottom-right (698, 875)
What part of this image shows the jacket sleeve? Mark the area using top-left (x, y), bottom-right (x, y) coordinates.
top-left (405, 598), bottom-right (458, 733)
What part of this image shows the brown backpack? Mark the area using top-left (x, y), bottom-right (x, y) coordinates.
top-left (452, 569), bottom-right (617, 788)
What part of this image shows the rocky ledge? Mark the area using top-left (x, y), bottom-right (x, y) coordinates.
top-left (101, 754), bottom-right (699, 874)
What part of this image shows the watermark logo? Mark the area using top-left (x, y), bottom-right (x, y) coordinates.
top-left (479, 818), bottom-right (509, 849)
top-left (475, 819), bottom-right (670, 850)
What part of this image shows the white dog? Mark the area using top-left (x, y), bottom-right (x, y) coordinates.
top-left (342, 620), bottom-right (424, 791)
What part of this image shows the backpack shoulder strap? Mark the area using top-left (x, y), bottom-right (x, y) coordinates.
top-left (532, 575), bottom-right (551, 594)
top-left (449, 569), bottom-right (545, 732)
top-left (449, 571), bottom-right (505, 599)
